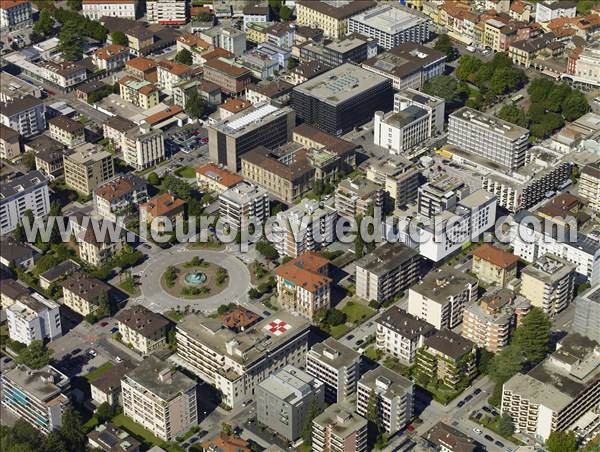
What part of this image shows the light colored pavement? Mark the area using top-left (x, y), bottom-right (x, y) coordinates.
top-left (134, 244), bottom-right (251, 314)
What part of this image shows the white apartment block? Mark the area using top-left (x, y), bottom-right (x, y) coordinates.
top-left (93, 174), bottom-right (148, 222)
top-left (579, 163), bottom-right (600, 213)
top-left (394, 89), bottom-right (445, 137)
top-left (376, 306), bottom-right (435, 364)
top-left (501, 333), bottom-right (600, 443)
top-left (219, 182), bottom-right (269, 230)
top-left (273, 199), bottom-right (337, 258)
top-left (82, 0), bottom-right (139, 20)
top-left (570, 45), bottom-right (600, 88)
top-left (121, 355), bottom-right (197, 442)
top-left (0, 0), bottom-right (32, 31)
top-left (535, 1), bottom-right (576, 23)
top-left (0, 170), bottom-right (50, 236)
top-left (39, 61), bottom-right (87, 89)
top-left (510, 210), bottom-right (600, 286)
top-left (93, 44), bottom-right (131, 72)
top-left (176, 311), bottom-right (309, 409)
top-left (147, 0), bottom-right (188, 25)
top-left (448, 107), bottom-right (529, 170)
top-left (7, 292), bottom-right (61, 345)
top-left (373, 105), bottom-right (430, 155)
top-left (121, 124), bottom-right (165, 170)
top-left (418, 190), bottom-right (497, 263)
top-left (156, 61), bottom-right (193, 94)
top-left (520, 254), bottom-right (576, 318)
top-left (221, 26), bottom-right (247, 57)
top-left (348, 4), bottom-right (430, 50)
top-left (1, 365), bottom-right (69, 435)
top-left (408, 266), bottom-right (479, 330)
top-left (356, 367), bottom-right (414, 435)
top-left (0, 95), bottom-right (46, 138)
top-left (305, 337), bottom-right (361, 404)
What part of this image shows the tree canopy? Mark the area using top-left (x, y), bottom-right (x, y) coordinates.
top-left (58, 20), bottom-right (83, 61)
top-left (33, 9), bottom-right (54, 37)
top-left (546, 431), bottom-right (578, 452)
top-left (185, 90), bottom-right (205, 119)
top-left (111, 31), bottom-right (128, 46)
top-left (434, 34), bottom-right (455, 60)
top-left (15, 340), bottom-right (53, 369)
top-left (423, 75), bottom-right (469, 109)
top-left (513, 307), bottom-right (551, 365)
top-left (175, 48), bottom-right (193, 65)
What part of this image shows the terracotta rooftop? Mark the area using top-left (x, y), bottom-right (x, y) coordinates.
top-left (220, 97), bottom-right (252, 114)
top-left (221, 307), bottom-right (260, 331)
top-left (126, 56), bottom-right (158, 73)
top-left (202, 47), bottom-right (234, 61)
top-left (177, 33), bottom-right (212, 50)
top-left (138, 84), bottom-right (157, 95)
top-left (196, 163), bottom-right (243, 188)
top-left (142, 193), bottom-right (185, 218)
top-left (275, 251), bottom-right (331, 293)
top-left (94, 175), bottom-right (146, 202)
top-left (145, 105), bottom-right (183, 125)
top-left (204, 58), bottom-right (249, 77)
top-left (201, 432), bottom-right (250, 452)
top-left (157, 60), bottom-right (192, 76)
top-left (511, 0), bottom-right (528, 14)
top-left (95, 44), bottom-right (129, 60)
top-left (473, 244), bottom-right (519, 269)
top-left (1, 0), bottom-right (30, 7)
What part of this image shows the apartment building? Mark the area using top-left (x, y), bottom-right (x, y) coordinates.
top-left (173, 79), bottom-right (221, 109)
top-left (114, 305), bottom-right (169, 355)
top-left (0, 72), bottom-right (41, 103)
top-left (0, 124), bottom-right (20, 160)
top-left (219, 182), bottom-right (269, 230)
top-left (510, 210), bottom-right (600, 286)
top-left (416, 329), bottom-right (477, 390)
top-left (208, 103), bottom-right (295, 172)
top-left (568, 44), bottom-right (600, 88)
top-left (305, 337), bottom-right (361, 404)
top-left (48, 116), bottom-right (85, 148)
top-left (242, 4), bottom-right (270, 31)
top-left (147, 0), bottom-right (188, 25)
top-left (312, 402), bottom-right (368, 452)
top-left (298, 33), bottom-right (377, 68)
top-left (35, 148), bottom-right (66, 180)
top-left (535, 0), bottom-right (576, 23)
top-left (509, 32), bottom-right (556, 68)
top-left (39, 60), bottom-right (87, 89)
top-left (448, 107), bottom-right (529, 170)
top-left (295, 0), bottom-right (376, 38)
top-left (356, 243), bottom-right (422, 304)
top-left (125, 57), bottom-right (158, 82)
top-left (366, 155), bottom-right (420, 209)
top-left (376, 306), bottom-right (435, 365)
top-left (472, 244), bottom-right (519, 288)
top-left (245, 79), bottom-right (294, 106)
top-left (395, 89), bottom-right (445, 137)
top-left (292, 63), bottom-right (393, 136)
top-left (273, 199), bottom-right (337, 258)
top-left (462, 288), bottom-right (531, 353)
top-left (348, 4), bottom-right (430, 49)
top-left (176, 33), bottom-right (213, 64)
top-left (122, 355), bottom-right (197, 442)
top-left (82, 0), bottom-right (139, 20)
top-left (425, 422), bottom-right (479, 452)
top-left (288, 60), bottom-right (329, 85)
top-left (0, 170), bottom-right (50, 235)
top-left (362, 43), bottom-right (446, 91)
top-left (140, 193), bottom-right (185, 233)
top-left (408, 266), bottom-right (478, 330)
top-left (579, 162), bottom-right (600, 212)
top-left (0, 278), bottom-right (28, 308)
top-left (7, 292), bottom-right (61, 345)
top-left (61, 271), bottom-right (111, 317)
top-left (1, 365), bottom-right (69, 434)
top-left (573, 286), bottom-right (600, 343)
top-left (156, 60), bottom-right (193, 94)
top-left (220, 26), bottom-right (246, 57)
top-left (64, 144), bottom-right (115, 195)
top-left (335, 176), bottom-right (384, 219)
top-left (417, 174), bottom-right (468, 219)
top-left (94, 174), bottom-right (148, 222)
top-left (373, 106), bottom-right (430, 155)
top-left (196, 163), bottom-right (243, 194)
top-left (78, 219), bottom-right (123, 266)
top-left (275, 252), bottom-right (331, 320)
top-left (256, 365), bottom-right (324, 442)
top-left (356, 366), bottom-right (413, 435)
top-left (501, 333), bottom-right (600, 442)
top-left (92, 44), bottom-right (130, 71)
top-left (203, 58), bottom-right (253, 94)
top-left (0, 0), bottom-right (32, 30)
top-left (520, 254), bottom-right (576, 318)
top-left (121, 123), bottom-right (165, 170)
top-left (119, 75), bottom-right (159, 110)
top-left (176, 311), bottom-right (310, 409)
top-left (0, 95), bottom-right (46, 138)
top-left (292, 123), bottom-right (357, 174)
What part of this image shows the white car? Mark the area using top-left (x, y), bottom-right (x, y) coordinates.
top-left (473, 428), bottom-right (482, 434)
top-left (115, 356), bottom-right (123, 363)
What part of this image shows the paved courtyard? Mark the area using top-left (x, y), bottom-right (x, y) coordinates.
top-left (134, 244), bottom-right (251, 314)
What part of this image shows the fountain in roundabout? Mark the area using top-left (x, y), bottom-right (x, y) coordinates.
top-left (184, 270), bottom-right (207, 285)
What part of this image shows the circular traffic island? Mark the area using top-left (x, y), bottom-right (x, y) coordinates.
top-left (161, 258), bottom-right (229, 299)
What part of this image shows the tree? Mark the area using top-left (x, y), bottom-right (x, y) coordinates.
top-left (513, 307), bottom-right (551, 365)
top-left (42, 432), bottom-right (68, 452)
top-left (58, 21), bottom-right (83, 61)
top-left (221, 423), bottom-right (233, 435)
top-left (487, 344), bottom-right (523, 384)
top-left (546, 431), bottom-right (577, 452)
top-left (15, 340), bottom-right (52, 369)
top-left (185, 90), bottom-right (205, 119)
top-left (301, 399), bottom-right (320, 444)
top-left (423, 75), bottom-right (468, 109)
top-left (256, 241), bottom-right (279, 260)
top-left (96, 402), bottom-right (113, 423)
top-left (498, 104), bottom-right (529, 128)
top-left (325, 308), bottom-right (347, 326)
top-left (287, 57), bottom-right (297, 70)
top-left (68, 0), bottom-right (82, 10)
top-left (279, 5), bottom-right (292, 20)
top-left (365, 389), bottom-right (380, 429)
top-left (12, 419), bottom-right (42, 447)
top-left (497, 413), bottom-right (515, 437)
top-left (456, 55), bottom-right (480, 82)
top-left (60, 407), bottom-right (86, 452)
top-left (434, 33), bottom-right (455, 59)
top-left (175, 48), bottom-right (193, 65)
top-left (33, 9), bottom-right (54, 36)
top-left (148, 172), bottom-right (160, 186)
top-left (528, 78), bottom-right (555, 104)
top-left (562, 90), bottom-right (590, 121)
top-left (111, 31), bottom-right (128, 46)
top-left (22, 151), bottom-right (35, 170)
top-left (354, 215), bottom-right (365, 258)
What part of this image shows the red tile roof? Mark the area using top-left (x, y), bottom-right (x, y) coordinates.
top-left (275, 252), bottom-right (331, 293)
top-left (220, 97), bottom-right (252, 114)
top-left (142, 193), bottom-right (185, 218)
top-left (473, 244), bottom-right (519, 269)
top-left (196, 163), bottom-right (243, 188)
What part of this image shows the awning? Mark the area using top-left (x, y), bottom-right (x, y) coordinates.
top-left (447, 31), bottom-right (473, 46)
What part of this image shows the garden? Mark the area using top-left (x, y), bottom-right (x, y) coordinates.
top-left (161, 256), bottom-right (229, 299)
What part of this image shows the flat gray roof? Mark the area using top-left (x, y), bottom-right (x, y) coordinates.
top-left (359, 366), bottom-right (413, 399)
top-left (451, 107), bottom-right (529, 140)
top-left (313, 401), bottom-right (367, 439)
top-left (293, 63), bottom-right (390, 106)
top-left (308, 337), bottom-right (360, 369)
top-left (410, 266), bottom-right (477, 304)
top-left (355, 242), bottom-right (419, 277)
top-left (350, 4), bottom-right (426, 34)
top-left (3, 365), bottom-right (68, 402)
top-left (258, 365), bottom-right (319, 404)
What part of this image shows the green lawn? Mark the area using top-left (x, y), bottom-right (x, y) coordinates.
top-left (330, 324), bottom-right (350, 338)
top-left (119, 279), bottom-right (139, 296)
top-left (175, 166), bottom-right (196, 178)
top-left (363, 346), bottom-right (381, 361)
top-left (85, 362), bottom-right (114, 381)
top-left (341, 301), bottom-right (375, 324)
top-left (165, 310), bottom-right (186, 322)
top-left (112, 413), bottom-right (166, 447)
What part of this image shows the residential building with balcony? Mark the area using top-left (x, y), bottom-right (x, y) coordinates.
top-left (0, 124), bottom-right (20, 160)
top-left (417, 174), bottom-right (468, 219)
top-left (579, 162), bottom-right (600, 213)
top-left (0, 0), bottom-right (32, 30)
top-left (94, 174), bottom-right (148, 222)
top-left (114, 305), bottom-right (170, 355)
top-left (6, 292), bottom-right (62, 345)
top-left (219, 182), bottom-right (269, 230)
top-left (61, 271), bottom-right (111, 317)
top-left (140, 193), bottom-right (185, 233)
top-left (121, 123), bottom-right (165, 170)
top-left (0, 170), bottom-right (50, 235)
top-left (119, 75), bottom-right (159, 110)
top-left (48, 116), bottom-right (85, 148)
top-left (0, 95), bottom-right (46, 138)
top-left (573, 286), bottom-right (600, 343)
top-left (366, 155), bottom-right (420, 209)
top-left (335, 176), bottom-right (384, 219)
top-left (64, 144), bottom-right (115, 195)
top-left (195, 163), bottom-right (243, 194)
top-left (147, 0), bottom-right (188, 25)
top-left (92, 44), bottom-right (130, 71)
top-left (472, 244), bottom-right (519, 288)
top-left (312, 402), bottom-right (368, 452)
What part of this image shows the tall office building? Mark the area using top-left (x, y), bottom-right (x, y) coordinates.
top-left (448, 107), bottom-right (529, 170)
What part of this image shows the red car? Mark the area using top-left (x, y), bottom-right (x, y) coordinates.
top-left (100, 321), bottom-right (109, 327)
top-left (406, 424), bottom-right (414, 432)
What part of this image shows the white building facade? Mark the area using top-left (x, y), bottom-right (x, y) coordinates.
top-left (7, 293), bottom-right (62, 345)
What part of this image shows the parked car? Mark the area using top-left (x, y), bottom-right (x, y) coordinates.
top-left (100, 321), bottom-right (109, 327)
top-left (88, 349), bottom-right (97, 357)
top-left (115, 356), bottom-right (123, 363)
top-left (474, 388), bottom-right (482, 395)
top-left (484, 435), bottom-right (494, 442)
top-left (495, 440), bottom-right (504, 448)
top-left (457, 401), bottom-right (465, 407)
top-left (473, 428), bottom-right (482, 434)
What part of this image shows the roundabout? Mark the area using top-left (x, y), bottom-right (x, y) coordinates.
top-left (136, 245), bottom-right (252, 314)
